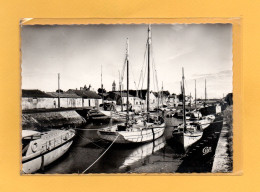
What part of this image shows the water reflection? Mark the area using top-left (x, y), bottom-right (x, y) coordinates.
top-left (42, 117), bottom-right (194, 174)
top-left (119, 136), bottom-right (166, 170)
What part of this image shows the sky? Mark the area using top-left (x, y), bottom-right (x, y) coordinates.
top-left (21, 24), bottom-right (233, 99)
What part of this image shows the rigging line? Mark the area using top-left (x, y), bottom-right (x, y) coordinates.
top-left (153, 56), bottom-right (159, 93)
top-left (141, 40), bottom-right (149, 91)
top-left (75, 133), bottom-right (105, 149)
top-left (152, 58), bottom-right (156, 92)
top-left (84, 137), bottom-right (105, 149)
top-left (73, 128), bottom-right (103, 131)
top-left (166, 120), bottom-right (223, 128)
top-left (82, 135), bottom-right (119, 174)
top-left (151, 44), bottom-right (159, 92)
top-left (155, 70), bottom-right (159, 93)
top-left (138, 42), bottom-right (148, 88)
top-left (141, 57), bottom-right (148, 91)
top-left (129, 60), bottom-right (138, 90)
top-left (137, 42), bottom-right (148, 90)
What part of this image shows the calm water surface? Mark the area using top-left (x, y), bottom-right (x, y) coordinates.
top-left (42, 117), bottom-right (191, 174)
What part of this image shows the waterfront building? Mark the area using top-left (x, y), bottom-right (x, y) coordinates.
top-left (46, 92), bottom-right (83, 108)
top-left (127, 89), bottom-right (158, 110)
top-left (106, 91), bottom-right (135, 105)
top-left (154, 90), bottom-right (170, 106)
top-left (22, 89), bottom-right (58, 110)
top-left (67, 89), bottom-right (102, 108)
top-left (167, 93), bottom-right (179, 107)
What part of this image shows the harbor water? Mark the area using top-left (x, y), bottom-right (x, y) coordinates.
top-left (40, 116), bottom-right (224, 174)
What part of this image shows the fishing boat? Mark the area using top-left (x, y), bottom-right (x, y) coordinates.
top-left (193, 79), bottom-right (215, 129)
top-left (97, 58), bottom-right (137, 123)
top-left (172, 68), bottom-right (203, 149)
top-left (22, 128), bottom-right (75, 174)
top-left (99, 107), bottom-right (136, 122)
top-left (97, 25), bottom-right (166, 144)
top-left (194, 114), bottom-right (215, 129)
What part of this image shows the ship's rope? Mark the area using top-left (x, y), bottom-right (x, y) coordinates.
top-left (82, 135), bottom-right (119, 173)
top-left (137, 41), bottom-right (148, 91)
top-left (167, 120), bottom-right (223, 128)
top-left (76, 133), bottom-right (105, 149)
top-left (73, 128), bottom-right (102, 131)
top-left (151, 44), bottom-right (159, 93)
top-left (141, 56), bottom-right (148, 91)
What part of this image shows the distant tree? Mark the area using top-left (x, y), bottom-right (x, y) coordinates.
top-left (56, 89), bottom-right (64, 93)
top-left (163, 91), bottom-right (170, 97)
top-left (225, 93), bottom-right (233, 105)
top-left (178, 94), bottom-right (183, 101)
top-left (98, 88), bottom-right (107, 94)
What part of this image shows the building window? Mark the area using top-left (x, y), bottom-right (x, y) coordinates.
top-left (33, 98), bottom-right (37, 104)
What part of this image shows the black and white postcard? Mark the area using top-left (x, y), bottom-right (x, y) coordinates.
top-left (21, 23), bottom-right (233, 174)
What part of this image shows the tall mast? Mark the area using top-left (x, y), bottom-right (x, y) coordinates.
top-left (119, 71), bottom-right (123, 112)
top-left (161, 81), bottom-right (163, 105)
top-left (101, 65), bottom-right (104, 104)
top-left (190, 92), bottom-right (192, 111)
top-left (58, 73), bottom-right (60, 108)
top-left (126, 38), bottom-right (129, 124)
top-left (195, 80), bottom-right (197, 110)
top-left (204, 79), bottom-right (207, 107)
top-left (182, 68), bottom-right (186, 131)
top-left (147, 24), bottom-right (151, 120)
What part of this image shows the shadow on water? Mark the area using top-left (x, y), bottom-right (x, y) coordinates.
top-left (41, 116), bottom-right (223, 174)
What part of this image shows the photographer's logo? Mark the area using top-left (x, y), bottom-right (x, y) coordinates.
top-left (202, 146), bottom-right (212, 155)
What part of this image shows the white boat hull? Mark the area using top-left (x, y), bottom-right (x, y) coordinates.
top-left (99, 110), bottom-right (137, 122)
top-left (197, 115), bottom-right (215, 130)
top-left (22, 140), bottom-right (73, 174)
top-left (97, 123), bottom-right (165, 144)
top-left (22, 129), bottom-right (75, 174)
top-left (172, 131), bottom-right (203, 149)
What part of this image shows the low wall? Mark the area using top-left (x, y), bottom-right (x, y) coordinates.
top-left (22, 110), bottom-right (86, 130)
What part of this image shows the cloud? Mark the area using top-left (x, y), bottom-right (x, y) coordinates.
top-left (192, 70), bottom-right (232, 80)
top-left (164, 47), bottom-right (194, 62)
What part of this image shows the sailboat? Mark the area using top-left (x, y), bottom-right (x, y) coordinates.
top-left (97, 25), bottom-right (166, 144)
top-left (193, 79), bottom-right (215, 129)
top-left (22, 128), bottom-right (75, 173)
top-left (95, 65), bottom-right (135, 123)
top-left (186, 80), bottom-right (202, 121)
top-left (172, 68), bottom-right (203, 149)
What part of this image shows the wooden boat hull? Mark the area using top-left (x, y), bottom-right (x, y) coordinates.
top-left (172, 131), bottom-right (203, 149)
top-left (99, 110), bottom-right (134, 122)
top-left (22, 129), bottom-right (75, 174)
top-left (97, 123), bottom-right (165, 144)
top-left (22, 140), bottom-right (73, 174)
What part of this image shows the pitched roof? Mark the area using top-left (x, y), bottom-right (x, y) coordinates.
top-left (127, 90), bottom-right (154, 100)
top-left (110, 91), bottom-right (135, 97)
top-left (22, 89), bottom-right (54, 98)
top-left (46, 92), bottom-right (81, 98)
top-left (67, 89), bottom-right (101, 99)
top-left (153, 91), bottom-right (170, 98)
top-left (168, 94), bottom-right (176, 98)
